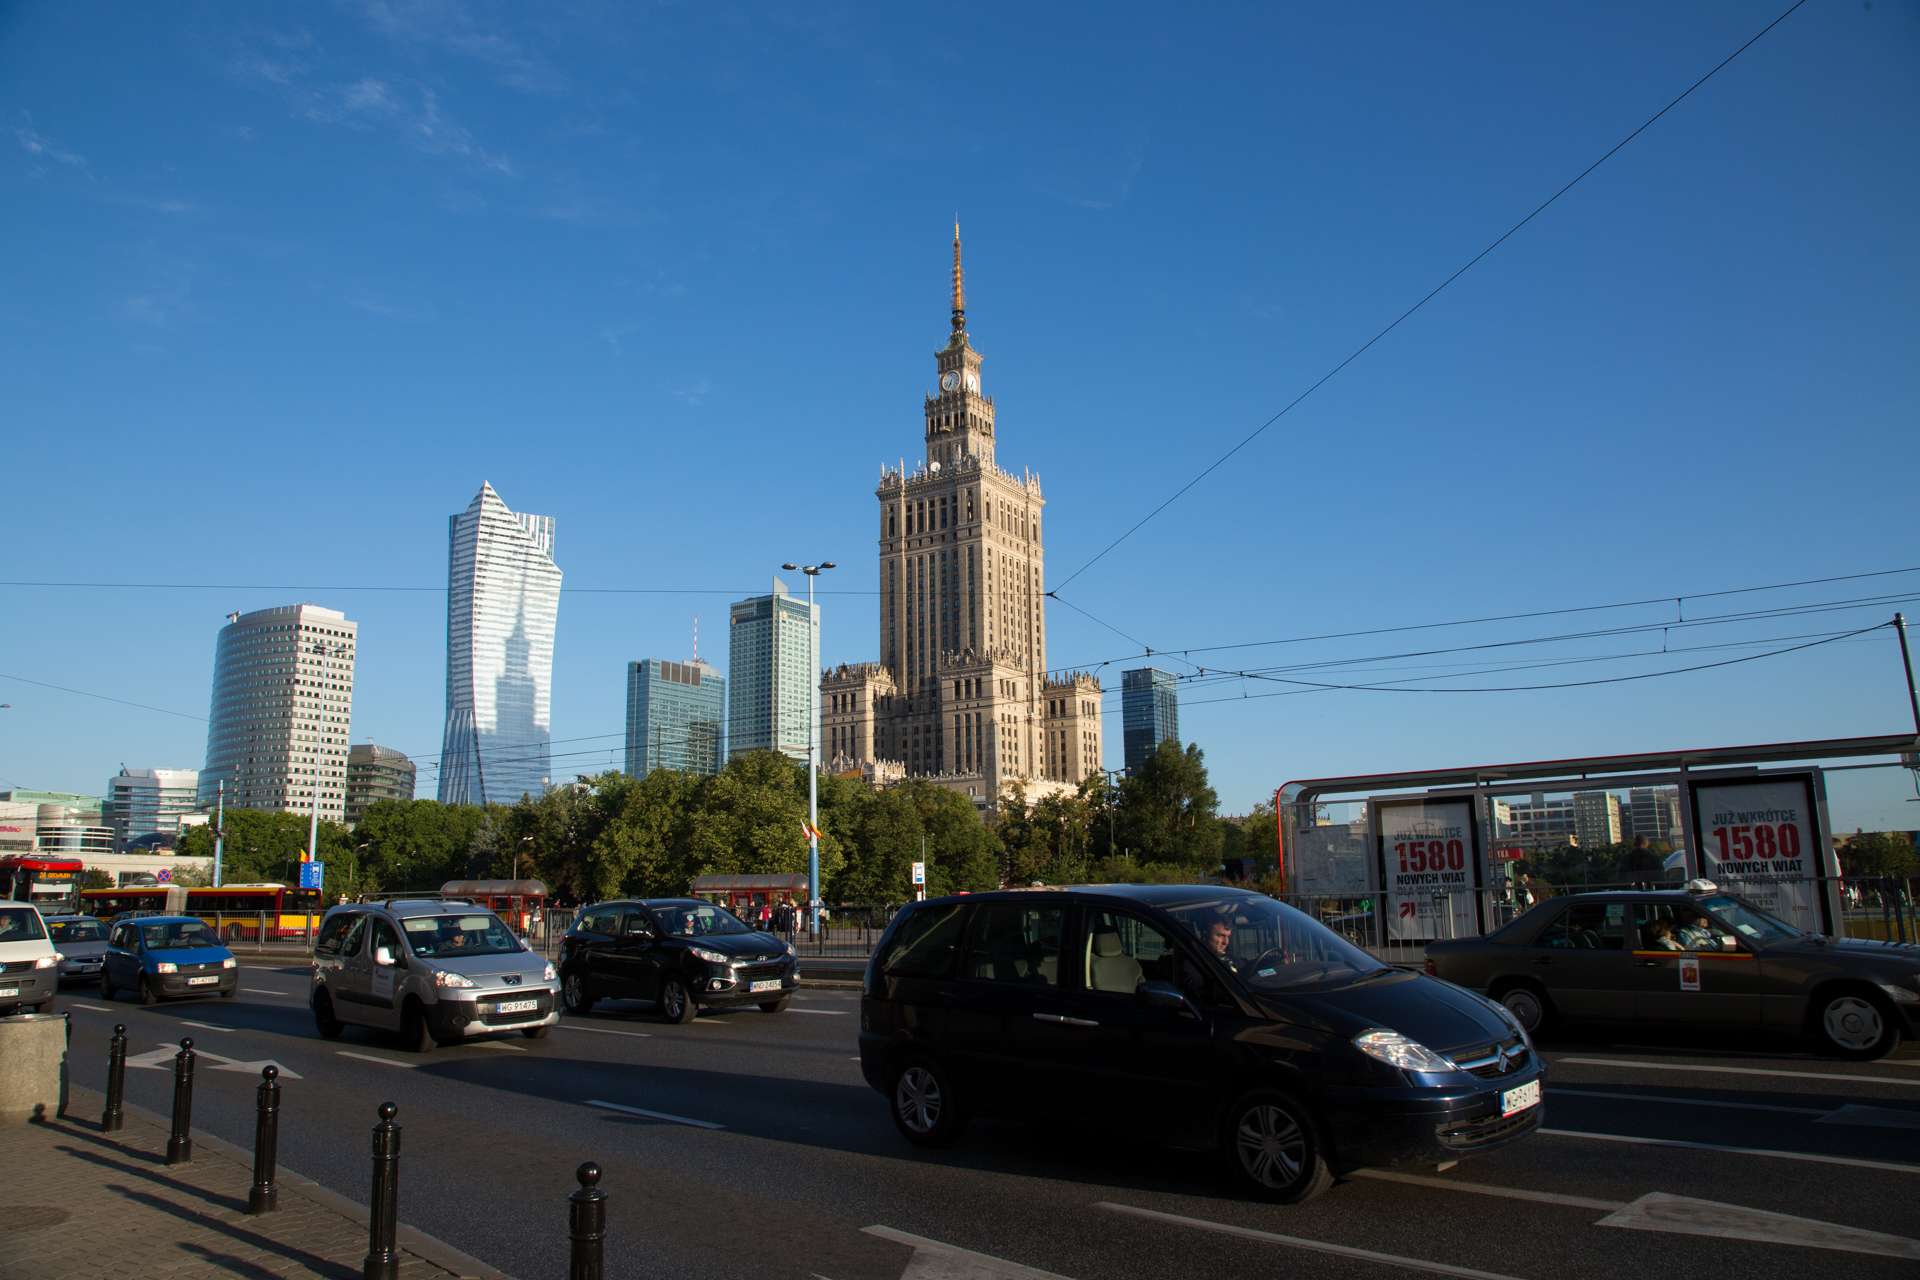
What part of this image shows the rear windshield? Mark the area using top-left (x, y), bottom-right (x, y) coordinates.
top-left (401, 913), bottom-right (524, 958)
top-left (51, 919), bottom-right (106, 943)
top-left (142, 921), bottom-right (220, 950)
top-left (651, 904), bottom-right (751, 937)
top-left (0, 907), bottom-right (47, 942)
top-left (1163, 896), bottom-right (1388, 991)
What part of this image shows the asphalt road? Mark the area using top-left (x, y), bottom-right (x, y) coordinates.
top-left (46, 968), bottom-right (1920, 1280)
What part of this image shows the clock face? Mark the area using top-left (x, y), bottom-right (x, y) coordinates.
top-left (940, 371), bottom-right (959, 392)
top-left (964, 372), bottom-right (979, 392)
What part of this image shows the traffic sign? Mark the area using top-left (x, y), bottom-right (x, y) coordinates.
top-left (299, 861), bottom-right (325, 889)
top-left (910, 862), bottom-right (925, 886)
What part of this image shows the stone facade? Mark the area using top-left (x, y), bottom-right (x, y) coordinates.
top-left (820, 229), bottom-right (1101, 812)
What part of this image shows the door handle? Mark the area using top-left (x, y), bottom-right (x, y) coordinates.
top-left (1032, 1012), bottom-right (1064, 1022)
top-left (1061, 1016), bottom-right (1099, 1028)
top-left (1635, 961), bottom-right (1660, 967)
top-left (1530, 957), bottom-right (1554, 965)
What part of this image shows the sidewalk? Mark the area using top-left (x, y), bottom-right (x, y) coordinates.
top-left (0, 1085), bottom-right (513, 1280)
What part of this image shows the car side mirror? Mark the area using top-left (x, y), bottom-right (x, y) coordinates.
top-left (374, 945), bottom-right (394, 967)
top-left (1136, 979), bottom-right (1199, 1020)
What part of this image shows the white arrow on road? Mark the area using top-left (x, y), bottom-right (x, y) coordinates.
top-left (126, 1043), bottom-right (303, 1079)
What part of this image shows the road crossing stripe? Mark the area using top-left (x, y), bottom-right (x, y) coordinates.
top-left (583, 1099), bottom-right (724, 1129)
top-left (1547, 1088), bottom-right (1828, 1115)
top-left (1351, 1169), bottom-right (1627, 1211)
top-left (1554, 1057), bottom-right (1920, 1087)
top-left (337, 1052), bottom-right (419, 1069)
top-left (555, 1024), bottom-right (652, 1037)
top-left (179, 1021), bottom-right (233, 1031)
top-left (787, 1008), bottom-right (849, 1015)
top-left (70, 1003), bottom-right (112, 1011)
top-left (1539, 1128), bottom-right (1920, 1173)
top-left (1094, 1202), bottom-right (1528, 1280)
top-left (243, 988), bottom-right (298, 996)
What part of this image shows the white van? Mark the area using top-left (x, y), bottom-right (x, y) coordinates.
top-left (0, 902), bottom-right (61, 1013)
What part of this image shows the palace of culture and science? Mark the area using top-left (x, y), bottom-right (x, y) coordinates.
top-left (821, 230), bottom-right (1103, 811)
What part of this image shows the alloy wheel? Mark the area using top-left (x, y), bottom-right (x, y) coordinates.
top-left (895, 1065), bottom-right (942, 1134)
top-left (1501, 988), bottom-right (1544, 1032)
top-left (1235, 1104), bottom-right (1306, 1189)
top-left (1823, 996), bottom-right (1884, 1052)
top-left (661, 982), bottom-right (684, 1021)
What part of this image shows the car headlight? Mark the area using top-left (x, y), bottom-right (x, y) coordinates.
top-left (1879, 982), bottom-right (1920, 1005)
top-left (155, 962), bottom-right (178, 974)
top-left (542, 962), bottom-right (557, 982)
top-left (1353, 1029), bottom-right (1457, 1073)
top-left (691, 947), bottom-right (729, 965)
top-left (433, 970), bottom-right (476, 988)
top-left (222, 958), bottom-right (238, 970)
top-left (34, 955), bottom-right (58, 969)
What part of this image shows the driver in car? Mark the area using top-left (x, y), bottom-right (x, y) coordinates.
top-left (1203, 917), bottom-right (1240, 971)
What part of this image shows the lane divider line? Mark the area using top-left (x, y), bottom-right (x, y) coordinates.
top-left (1553, 1057), bottom-right (1920, 1088)
top-left (1093, 1202), bottom-right (1527, 1280)
top-left (242, 988), bottom-right (299, 997)
top-left (1539, 1128), bottom-right (1920, 1173)
top-left (177, 1021), bottom-right (234, 1031)
top-left (1546, 1088), bottom-right (1827, 1116)
top-left (862, 1225), bottom-right (1073, 1279)
top-left (583, 1099), bottom-right (724, 1129)
top-left (1350, 1169), bottom-right (1626, 1211)
top-left (786, 1008), bottom-right (850, 1015)
top-left (556, 1024), bottom-right (652, 1038)
top-left (69, 1003), bottom-right (113, 1012)
top-left (337, 1051), bottom-right (419, 1069)
top-left (475, 1040), bottom-right (526, 1051)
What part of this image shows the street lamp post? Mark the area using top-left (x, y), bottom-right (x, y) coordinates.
top-left (783, 560), bottom-right (835, 936)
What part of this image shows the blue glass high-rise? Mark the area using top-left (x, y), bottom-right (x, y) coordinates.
top-left (1121, 667), bottom-right (1180, 774)
top-left (625, 659), bottom-right (726, 776)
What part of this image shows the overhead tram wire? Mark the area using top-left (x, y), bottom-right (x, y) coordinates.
top-left (0, 580), bottom-right (880, 596)
top-left (1051, 0), bottom-right (1811, 595)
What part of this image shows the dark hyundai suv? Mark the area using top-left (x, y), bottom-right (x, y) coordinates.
top-left (559, 898), bottom-right (798, 1023)
top-left (859, 885), bottom-right (1543, 1204)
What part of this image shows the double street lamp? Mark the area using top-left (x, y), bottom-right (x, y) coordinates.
top-left (783, 560), bottom-right (834, 936)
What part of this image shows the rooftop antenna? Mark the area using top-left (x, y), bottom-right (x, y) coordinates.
top-left (693, 613), bottom-right (699, 663)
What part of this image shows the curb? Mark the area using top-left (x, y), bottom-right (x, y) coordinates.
top-left (64, 1083), bottom-right (518, 1280)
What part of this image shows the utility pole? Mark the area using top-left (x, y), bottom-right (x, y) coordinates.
top-left (783, 560), bottom-right (836, 935)
top-left (212, 780), bottom-right (225, 889)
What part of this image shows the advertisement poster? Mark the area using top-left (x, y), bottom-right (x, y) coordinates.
top-left (1377, 799), bottom-right (1479, 941)
top-left (1692, 775), bottom-right (1826, 932)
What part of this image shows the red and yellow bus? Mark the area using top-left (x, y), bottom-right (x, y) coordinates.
top-left (0, 855), bottom-right (85, 913)
top-left (437, 880), bottom-right (548, 933)
top-left (79, 883), bottom-right (325, 940)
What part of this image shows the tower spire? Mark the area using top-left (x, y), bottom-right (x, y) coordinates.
top-left (950, 219), bottom-right (965, 334)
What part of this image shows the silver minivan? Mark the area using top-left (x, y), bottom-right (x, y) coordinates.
top-left (310, 899), bottom-right (560, 1051)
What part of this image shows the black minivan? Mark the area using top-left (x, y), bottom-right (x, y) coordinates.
top-left (859, 885), bottom-right (1544, 1203)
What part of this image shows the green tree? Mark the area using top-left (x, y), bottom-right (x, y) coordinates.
top-left (1838, 831), bottom-right (1918, 877)
top-left (1113, 741), bottom-right (1223, 869)
top-left (351, 799), bottom-right (491, 894)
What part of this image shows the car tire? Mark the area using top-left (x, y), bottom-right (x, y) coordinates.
top-left (758, 997), bottom-right (791, 1014)
top-left (889, 1054), bottom-right (968, 1148)
top-left (100, 972), bottom-right (115, 1001)
top-left (1222, 1089), bottom-right (1335, 1205)
top-left (313, 990), bottom-right (344, 1039)
top-left (1811, 988), bottom-right (1900, 1060)
top-left (1495, 983), bottom-right (1553, 1036)
top-left (561, 969), bottom-right (595, 1016)
top-left (139, 977), bottom-right (159, 1007)
top-left (658, 975), bottom-right (697, 1025)
top-left (522, 1024), bottom-right (551, 1040)
top-left (400, 1000), bottom-right (435, 1054)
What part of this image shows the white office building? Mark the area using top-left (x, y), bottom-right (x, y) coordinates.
top-left (105, 768), bottom-right (202, 849)
top-left (439, 482), bottom-right (563, 805)
top-left (727, 577), bottom-right (818, 761)
top-left (199, 604), bottom-right (358, 823)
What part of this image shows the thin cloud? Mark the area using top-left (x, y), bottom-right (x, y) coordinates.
top-left (12, 116), bottom-right (89, 173)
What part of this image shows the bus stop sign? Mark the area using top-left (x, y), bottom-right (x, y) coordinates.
top-left (299, 862), bottom-right (324, 890)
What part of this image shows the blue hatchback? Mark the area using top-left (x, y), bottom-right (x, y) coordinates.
top-left (101, 915), bottom-right (239, 1005)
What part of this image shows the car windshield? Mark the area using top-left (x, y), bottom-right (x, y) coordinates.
top-left (0, 907), bottom-right (48, 942)
top-left (1163, 896), bottom-right (1389, 990)
top-left (51, 919), bottom-right (106, 943)
top-left (652, 904), bottom-right (751, 937)
top-left (142, 921), bottom-right (220, 950)
top-left (1698, 894), bottom-right (1802, 946)
top-left (401, 913), bottom-right (525, 958)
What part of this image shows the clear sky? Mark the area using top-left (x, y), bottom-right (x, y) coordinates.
top-left (4, 2), bottom-right (1917, 827)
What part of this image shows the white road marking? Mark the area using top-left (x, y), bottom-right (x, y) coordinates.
top-left (1093, 1203), bottom-right (1525, 1280)
top-left (691, 1017), bottom-right (726, 1024)
top-left (125, 1043), bottom-right (302, 1078)
top-left (1547, 1088), bottom-right (1827, 1115)
top-left (1816, 1103), bottom-right (1920, 1129)
top-left (556, 1024), bottom-right (652, 1038)
top-left (337, 1051), bottom-right (419, 1069)
top-left (787, 1007), bottom-right (850, 1015)
top-left (1600, 1191), bottom-right (1920, 1259)
top-left (475, 1040), bottom-right (525, 1051)
top-left (1540, 1128), bottom-right (1920, 1173)
top-left (1554, 1057), bottom-right (1920, 1088)
top-left (178, 1021), bottom-right (233, 1031)
top-left (1351, 1169), bottom-right (1626, 1211)
top-left (583, 1098), bottom-right (724, 1129)
top-left (243, 988), bottom-right (298, 996)
top-left (69, 1003), bottom-right (112, 1012)
top-left (863, 1226), bottom-right (1073, 1279)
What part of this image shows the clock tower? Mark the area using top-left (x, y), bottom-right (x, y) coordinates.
top-left (820, 226), bottom-right (1104, 816)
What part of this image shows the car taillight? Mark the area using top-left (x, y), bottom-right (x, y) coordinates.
top-left (1424, 959), bottom-right (1436, 975)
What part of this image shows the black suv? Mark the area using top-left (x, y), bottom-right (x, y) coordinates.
top-left (860, 885), bottom-right (1543, 1204)
top-left (560, 898), bottom-right (798, 1024)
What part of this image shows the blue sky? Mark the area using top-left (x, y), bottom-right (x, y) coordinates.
top-left (3, 2), bottom-right (1917, 826)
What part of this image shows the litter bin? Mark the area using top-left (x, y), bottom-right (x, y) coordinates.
top-left (0, 1013), bottom-right (68, 1123)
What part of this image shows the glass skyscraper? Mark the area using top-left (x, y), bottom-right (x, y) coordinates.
top-left (439, 482), bottom-right (563, 806)
top-left (727, 577), bottom-right (818, 761)
top-left (625, 659), bottom-right (726, 777)
top-left (1121, 667), bottom-right (1180, 773)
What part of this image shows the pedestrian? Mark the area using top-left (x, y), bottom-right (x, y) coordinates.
top-left (1618, 836), bottom-right (1663, 889)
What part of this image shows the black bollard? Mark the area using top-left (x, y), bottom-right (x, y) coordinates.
top-left (102, 1024), bottom-right (127, 1133)
top-left (166, 1038), bottom-right (195, 1165)
top-left (568, 1162), bottom-right (607, 1280)
top-left (247, 1064), bottom-right (281, 1215)
top-left (363, 1101), bottom-right (401, 1280)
